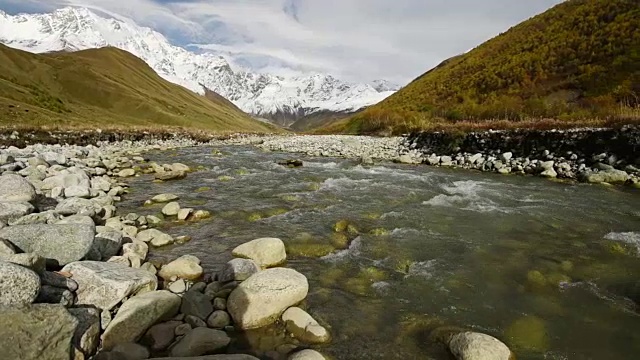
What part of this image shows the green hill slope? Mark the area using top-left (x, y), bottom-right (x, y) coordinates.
top-left (0, 44), bottom-right (275, 133)
top-left (327, 0), bottom-right (640, 134)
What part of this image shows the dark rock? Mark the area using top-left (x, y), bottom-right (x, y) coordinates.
top-left (181, 291), bottom-right (214, 320)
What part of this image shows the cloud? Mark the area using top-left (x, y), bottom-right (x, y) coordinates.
top-left (0, 0), bottom-right (564, 84)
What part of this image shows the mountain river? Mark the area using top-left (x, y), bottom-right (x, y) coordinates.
top-left (119, 145), bottom-right (640, 360)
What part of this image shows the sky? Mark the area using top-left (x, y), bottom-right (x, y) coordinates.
top-left (0, 0), bottom-right (564, 84)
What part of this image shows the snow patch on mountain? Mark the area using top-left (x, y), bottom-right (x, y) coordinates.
top-left (0, 7), bottom-right (396, 118)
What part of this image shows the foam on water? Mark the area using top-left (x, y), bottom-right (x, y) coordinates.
top-left (372, 281), bottom-right (392, 295)
top-left (319, 177), bottom-right (372, 191)
top-left (350, 165), bottom-right (435, 182)
top-left (604, 232), bottom-right (640, 254)
top-left (404, 259), bottom-right (438, 279)
top-left (304, 161), bottom-right (341, 169)
top-left (423, 180), bottom-right (513, 213)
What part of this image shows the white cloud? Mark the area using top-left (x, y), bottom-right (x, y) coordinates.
top-left (0, 0), bottom-right (564, 84)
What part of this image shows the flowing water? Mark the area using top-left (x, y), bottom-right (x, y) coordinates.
top-left (119, 145), bottom-right (640, 360)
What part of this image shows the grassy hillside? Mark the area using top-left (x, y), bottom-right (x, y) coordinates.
top-left (0, 44), bottom-right (276, 133)
top-left (326, 0), bottom-right (640, 135)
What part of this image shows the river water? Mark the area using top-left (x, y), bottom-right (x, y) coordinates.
top-left (119, 145), bottom-right (640, 360)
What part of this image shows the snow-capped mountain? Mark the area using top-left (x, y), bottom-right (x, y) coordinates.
top-left (0, 7), bottom-right (396, 124)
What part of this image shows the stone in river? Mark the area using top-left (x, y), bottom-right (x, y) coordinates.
top-left (162, 202), bottom-right (181, 216)
top-left (448, 331), bottom-right (512, 360)
top-left (231, 237), bottom-right (286, 268)
top-left (227, 268), bottom-right (308, 329)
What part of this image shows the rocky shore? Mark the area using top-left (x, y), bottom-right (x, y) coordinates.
top-left (0, 138), bottom-right (337, 360)
top-left (253, 126), bottom-right (640, 187)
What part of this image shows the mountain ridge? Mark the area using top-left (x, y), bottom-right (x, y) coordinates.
top-left (0, 43), bottom-right (276, 133)
top-left (0, 7), bottom-right (397, 125)
top-left (325, 0), bottom-right (640, 135)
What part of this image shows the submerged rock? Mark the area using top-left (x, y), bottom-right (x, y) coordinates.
top-left (282, 307), bottom-right (330, 344)
top-left (278, 159), bottom-right (303, 168)
top-left (228, 267), bottom-right (309, 329)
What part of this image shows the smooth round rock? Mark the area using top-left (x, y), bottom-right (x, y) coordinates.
top-left (162, 202), bottom-right (180, 216)
top-left (448, 332), bottom-right (512, 360)
top-left (0, 174), bottom-right (36, 202)
top-left (289, 349), bottom-right (326, 360)
top-left (227, 267), bottom-right (308, 329)
top-left (158, 255), bottom-right (203, 281)
top-left (231, 238), bottom-right (286, 268)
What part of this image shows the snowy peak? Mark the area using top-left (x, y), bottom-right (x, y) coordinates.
top-left (0, 6), bottom-right (396, 123)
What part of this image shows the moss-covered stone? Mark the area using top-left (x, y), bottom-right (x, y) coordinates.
top-left (369, 228), bottom-right (390, 236)
top-left (235, 168), bottom-right (250, 175)
top-left (526, 270), bottom-right (547, 290)
top-left (218, 175), bottom-right (234, 182)
top-left (604, 242), bottom-right (631, 255)
top-left (280, 195), bottom-right (300, 202)
top-left (505, 316), bottom-right (549, 352)
top-left (333, 219), bottom-right (349, 232)
top-left (195, 186), bottom-right (211, 193)
top-left (546, 272), bottom-right (571, 286)
top-left (330, 233), bottom-right (350, 249)
top-left (264, 208), bottom-right (288, 217)
top-left (287, 243), bottom-right (335, 258)
top-left (319, 267), bottom-right (345, 287)
top-left (360, 267), bottom-right (388, 282)
top-left (247, 212), bottom-right (263, 222)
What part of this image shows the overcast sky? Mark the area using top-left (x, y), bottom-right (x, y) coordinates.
top-left (0, 0), bottom-right (563, 84)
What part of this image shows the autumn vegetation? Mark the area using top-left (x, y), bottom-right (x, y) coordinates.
top-left (323, 0), bottom-right (640, 135)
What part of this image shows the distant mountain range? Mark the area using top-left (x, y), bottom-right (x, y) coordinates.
top-left (0, 7), bottom-right (399, 127)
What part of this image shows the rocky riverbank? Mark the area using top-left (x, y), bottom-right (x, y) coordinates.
top-left (250, 127), bottom-right (640, 188)
top-left (0, 138), bottom-right (333, 360)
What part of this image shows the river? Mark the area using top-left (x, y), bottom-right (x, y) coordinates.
top-left (119, 144), bottom-right (640, 360)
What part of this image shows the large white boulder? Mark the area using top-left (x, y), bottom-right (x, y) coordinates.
top-left (158, 255), bottom-right (203, 281)
top-left (228, 268), bottom-right (308, 329)
top-left (101, 290), bottom-right (181, 350)
top-left (0, 174), bottom-right (36, 202)
top-left (62, 261), bottom-right (157, 310)
top-left (0, 224), bottom-right (95, 266)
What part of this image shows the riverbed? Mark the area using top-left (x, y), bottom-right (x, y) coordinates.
top-left (119, 144), bottom-right (640, 360)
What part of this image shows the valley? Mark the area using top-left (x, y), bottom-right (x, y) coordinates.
top-left (0, 0), bottom-right (638, 360)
